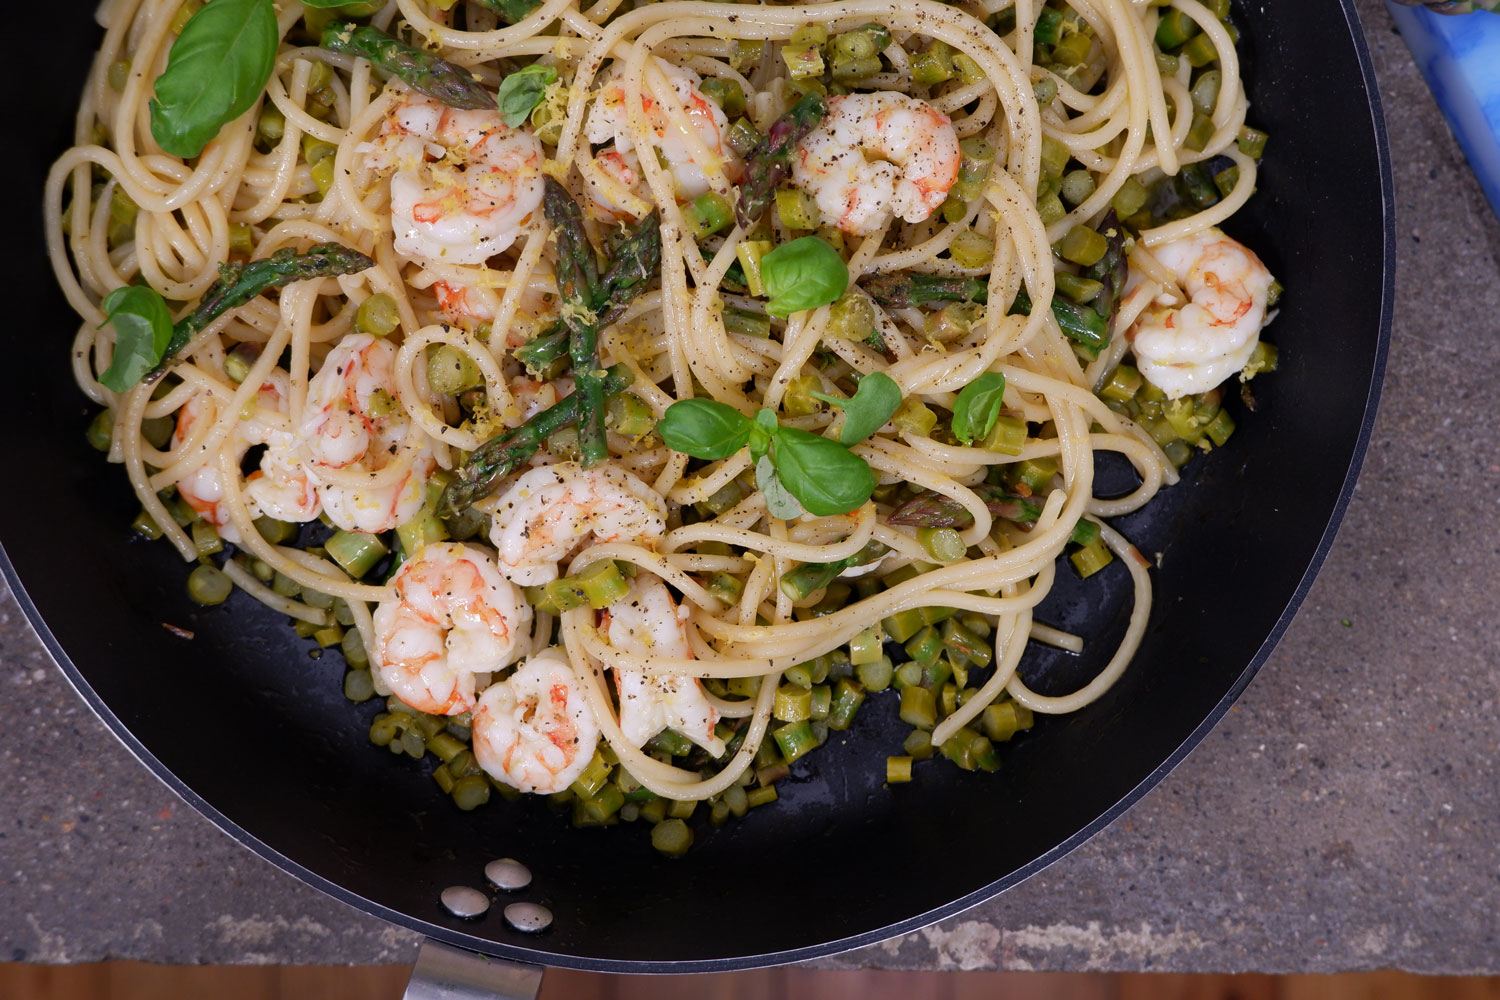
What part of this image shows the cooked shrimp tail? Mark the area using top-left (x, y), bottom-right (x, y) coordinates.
top-left (791, 92), bottom-right (960, 236)
top-left (373, 542), bottom-right (532, 716)
top-left (473, 648), bottom-right (600, 794)
top-left (604, 576), bottom-right (724, 757)
top-left (366, 91), bottom-right (545, 265)
top-left (1130, 228), bottom-right (1274, 399)
top-left (487, 462), bottom-right (668, 587)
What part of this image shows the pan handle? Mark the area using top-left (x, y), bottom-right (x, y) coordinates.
top-left (402, 938), bottom-right (545, 1000)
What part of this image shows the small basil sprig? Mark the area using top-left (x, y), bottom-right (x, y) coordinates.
top-left (811, 371), bottom-right (901, 446)
top-left (149, 0), bottom-right (278, 159)
top-left (761, 236), bottom-right (848, 317)
top-left (951, 372), bottom-right (1007, 445)
top-left (97, 286), bottom-right (174, 392)
top-left (496, 65), bottom-right (557, 127)
top-left (659, 400), bottom-right (876, 516)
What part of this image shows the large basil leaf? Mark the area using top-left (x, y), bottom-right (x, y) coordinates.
top-left (771, 426), bottom-right (876, 516)
top-left (149, 0), bottom-right (278, 159)
top-left (761, 236), bottom-right (848, 317)
top-left (98, 286), bottom-right (174, 392)
top-left (658, 398), bottom-right (752, 460)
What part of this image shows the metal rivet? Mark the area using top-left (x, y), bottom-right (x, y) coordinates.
top-left (485, 858), bottom-right (533, 892)
top-left (504, 901), bottom-right (553, 933)
top-left (440, 886), bottom-right (490, 920)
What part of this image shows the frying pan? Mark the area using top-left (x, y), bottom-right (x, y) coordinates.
top-left (7, 0), bottom-right (1391, 983)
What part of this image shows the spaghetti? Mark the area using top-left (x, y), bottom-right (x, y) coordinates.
top-left (46, 0), bottom-right (1278, 832)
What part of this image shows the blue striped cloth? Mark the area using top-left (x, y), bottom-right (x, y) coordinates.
top-left (1389, 1), bottom-right (1500, 217)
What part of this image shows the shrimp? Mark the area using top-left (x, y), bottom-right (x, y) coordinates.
top-left (1129, 228), bottom-right (1274, 399)
top-left (603, 575), bottom-right (724, 756)
top-left (472, 647), bottom-right (600, 794)
top-left (426, 275), bottom-right (557, 348)
top-left (174, 371), bottom-right (318, 541)
top-left (584, 145), bottom-right (646, 221)
top-left (585, 58), bottom-right (738, 202)
top-left (508, 376), bottom-right (570, 422)
top-left (432, 279), bottom-right (500, 327)
top-left (791, 92), bottom-right (960, 237)
top-left (487, 462), bottom-right (668, 586)
top-left (366, 90), bottom-right (545, 265)
top-left (372, 541), bottom-right (532, 716)
top-left (244, 437), bottom-right (322, 526)
top-left (301, 332), bottom-right (436, 533)
top-left (407, 261), bottom-right (557, 345)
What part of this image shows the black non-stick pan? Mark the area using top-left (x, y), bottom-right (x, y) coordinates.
top-left (7, 0), bottom-right (1391, 980)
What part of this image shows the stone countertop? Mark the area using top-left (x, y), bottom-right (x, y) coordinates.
top-left (4, 0), bottom-right (1498, 975)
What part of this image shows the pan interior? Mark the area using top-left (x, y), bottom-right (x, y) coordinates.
top-left (6, 0), bottom-right (1388, 971)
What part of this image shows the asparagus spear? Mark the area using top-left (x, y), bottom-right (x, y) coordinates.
top-left (1084, 210), bottom-right (1128, 333)
top-left (861, 272), bottom-right (989, 309)
top-left (779, 540), bottom-right (889, 602)
top-left (1008, 286), bottom-right (1108, 355)
top-left (473, 0), bottom-right (544, 23)
top-left (734, 92), bottom-right (828, 231)
top-left (515, 211), bottom-right (663, 373)
top-left (146, 244), bottom-right (374, 382)
top-left (862, 269), bottom-right (1107, 353)
top-left (513, 322), bottom-right (569, 375)
top-left (887, 488), bottom-right (1043, 530)
top-left (542, 178), bottom-right (609, 466)
top-left (595, 210), bottom-right (663, 320)
top-left (322, 22), bottom-right (497, 111)
top-left (545, 178), bottom-right (599, 303)
top-left (440, 365), bottom-right (635, 517)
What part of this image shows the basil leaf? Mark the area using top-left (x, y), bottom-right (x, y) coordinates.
top-left (149, 0), bottom-right (278, 159)
top-left (98, 286), bottom-right (175, 392)
top-left (749, 408), bottom-right (779, 461)
top-left (761, 237), bottom-right (848, 318)
top-left (659, 398), bottom-right (752, 459)
top-left (475, 0), bottom-right (544, 23)
top-left (951, 372), bottom-right (1008, 445)
top-left (756, 455), bottom-right (805, 519)
top-left (771, 427), bottom-right (876, 516)
top-left (302, 0), bottom-right (383, 7)
top-left (496, 65), bottom-right (557, 128)
top-left (814, 371), bottom-right (902, 446)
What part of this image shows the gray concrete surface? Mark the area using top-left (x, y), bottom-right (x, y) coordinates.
top-left (4, 0), bottom-right (1498, 974)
